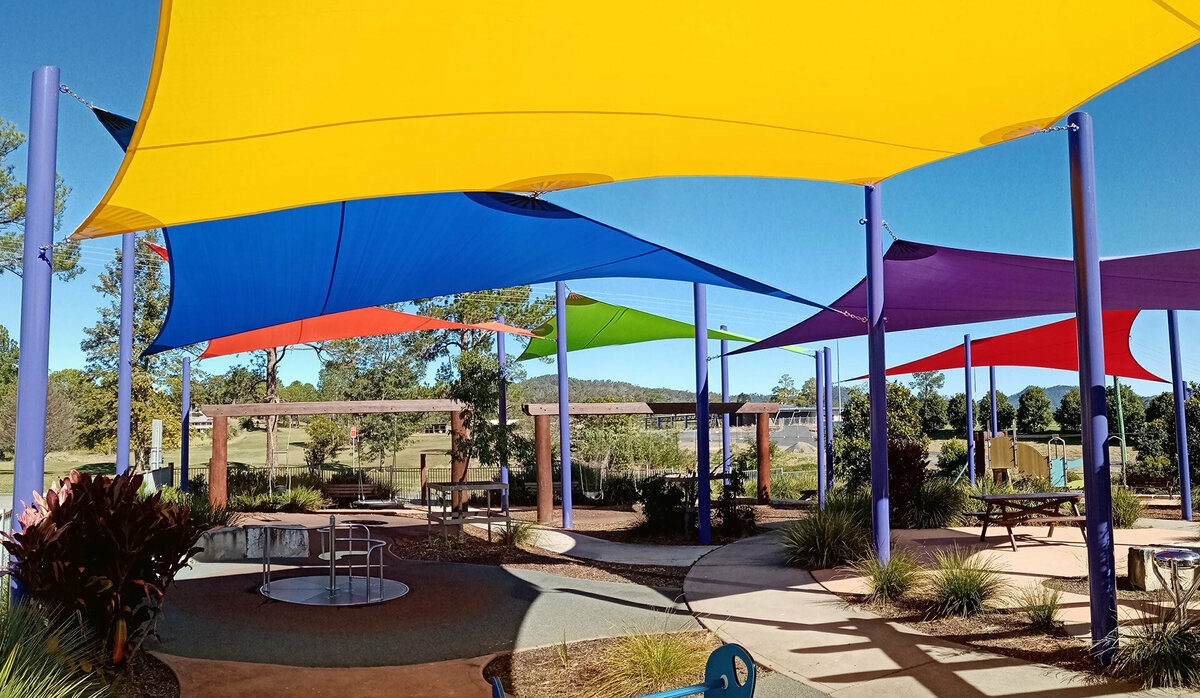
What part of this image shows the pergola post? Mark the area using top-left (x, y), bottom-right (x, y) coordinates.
top-left (534, 414), bottom-right (553, 524)
top-left (965, 336), bottom-right (975, 486)
top-left (1067, 111), bottom-right (1117, 661)
top-left (555, 281), bottom-right (574, 529)
top-left (116, 230), bottom-right (135, 475)
top-left (694, 283), bottom-right (711, 543)
top-left (720, 325), bottom-right (731, 477)
top-left (1113, 376), bottom-right (1128, 485)
top-left (864, 184), bottom-right (889, 562)
top-left (823, 346), bottom-right (833, 492)
top-left (989, 366), bottom-right (999, 436)
top-left (13, 67), bottom-right (58, 542)
top-left (181, 357), bottom-right (190, 491)
top-left (1168, 310), bottom-right (1192, 520)
top-left (756, 413), bottom-right (770, 503)
top-left (450, 409), bottom-right (469, 510)
top-left (496, 314), bottom-right (509, 513)
top-left (209, 416), bottom-right (228, 508)
top-left (815, 351), bottom-right (827, 509)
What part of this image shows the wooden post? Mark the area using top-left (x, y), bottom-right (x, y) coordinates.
top-left (756, 413), bottom-right (771, 504)
top-left (450, 410), bottom-right (468, 509)
top-left (419, 452), bottom-right (428, 505)
top-left (535, 414), bottom-right (552, 524)
top-left (210, 416), bottom-right (228, 508)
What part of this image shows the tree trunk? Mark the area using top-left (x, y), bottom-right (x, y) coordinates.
top-left (265, 347), bottom-right (280, 470)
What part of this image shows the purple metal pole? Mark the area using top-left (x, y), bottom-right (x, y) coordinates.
top-left (864, 185), bottom-right (889, 562)
top-left (720, 325), bottom-right (731, 476)
top-left (555, 282), bottom-right (573, 529)
top-left (1167, 310), bottom-right (1192, 520)
top-left (815, 351), bottom-right (827, 509)
top-left (1068, 111), bottom-right (1117, 661)
top-left (12, 66), bottom-right (59, 602)
top-left (824, 346), bottom-right (833, 491)
top-left (180, 357), bottom-right (190, 492)
top-left (694, 283), bottom-right (712, 544)
top-left (497, 314), bottom-right (509, 513)
top-left (115, 231), bottom-right (135, 475)
top-left (13, 66), bottom-right (59, 518)
top-left (989, 366), bottom-right (999, 436)
top-left (964, 336), bottom-right (975, 486)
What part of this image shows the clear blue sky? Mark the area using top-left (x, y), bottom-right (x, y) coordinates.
top-left (3, 1), bottom-right (1199, 403)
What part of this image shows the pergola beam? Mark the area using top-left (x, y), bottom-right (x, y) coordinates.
top-left (200, 399), bottom-right (466, 417)
top-left (521, 402), bottom-right (779, 416)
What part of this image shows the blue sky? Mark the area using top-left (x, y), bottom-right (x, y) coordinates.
top-left (2, 2), bottom-right (1199, 403)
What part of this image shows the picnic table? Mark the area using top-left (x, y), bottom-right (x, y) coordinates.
top-left (966, 492), bottom-right (1086, 552)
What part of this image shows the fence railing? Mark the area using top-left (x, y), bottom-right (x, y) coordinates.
top-left (172, 464), bottom-right (504, 499)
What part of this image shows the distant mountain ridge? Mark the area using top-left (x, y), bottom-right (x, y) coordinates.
top-left (1010, 385), bottom-right (1074, 410)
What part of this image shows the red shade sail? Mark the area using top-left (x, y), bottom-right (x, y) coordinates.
top-left (858, 310), bottom-right (1163, 382)
top-left (198, 307), bottom-right (532, 359)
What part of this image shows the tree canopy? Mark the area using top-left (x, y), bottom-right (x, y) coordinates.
top-left (0, 118), bottom-right (81, 280)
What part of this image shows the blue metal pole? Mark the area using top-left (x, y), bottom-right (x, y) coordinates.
top-left (824, 346), bottom-right (833, 492)
top-left (989, 366), bottom-right (999, 436)
top-left (116, 231), bottom-right (135, 475)
top-left (13, 66), bottom-right (59, 518)
top-left (497, 314), bottom-right (509, 513)
top-left (864, 184), bottom-right (889, 562)
top-left (964, 336), bottom-right (975, 487)
top-left (12, 66), bottom-right (59, 603)
top-left (720, 325), bottom-right (731, 476)
top-left (555, 282), bottom-right (573, 529)
top-left (815, 351), bottom-right (826, 509)
top-left (694, 283), bottom-right (712, 544)
top-left (180, 357), bottom-right (190, 492)
top-left (1168, 310), bottom-right (1192, 520)
top-left (1068, 111), bottom-right (1117, 661)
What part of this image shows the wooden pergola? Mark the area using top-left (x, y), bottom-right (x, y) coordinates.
top-left (521, 401), bottom-right (780, 523)
top-left (200, 399), bottom-right (467, 507)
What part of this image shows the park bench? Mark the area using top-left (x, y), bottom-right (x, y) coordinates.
top-left (323, 482), bottom-right (380, 502)
top-left (1126, 474), bottom-right (1177, 493)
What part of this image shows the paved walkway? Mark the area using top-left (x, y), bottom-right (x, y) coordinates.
top-left (530, 527), bottom-right (717, 566)
top-left (686, 533), bottom-right (1146, 697)
top-left (1136, 516), bottom-right (1198, 532)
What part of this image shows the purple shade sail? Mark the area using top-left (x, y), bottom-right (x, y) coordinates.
top-left (734, 240), bottom-right (1200, 352)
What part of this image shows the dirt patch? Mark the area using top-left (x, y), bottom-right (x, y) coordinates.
top-left (111, 652), bottom-right (180, 698)
top-left (835, 592), bottom-right (1097, 676)
top-left (483, 631), bottom-right (724, 698)
top-left (1141, 505), bottom-right (1200, 522)
top-left (383, 524), bottom-right (688, 588)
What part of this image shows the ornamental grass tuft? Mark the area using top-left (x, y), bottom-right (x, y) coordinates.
top-left (1110, 616), bottom-right (1200, 689)
top-left (850, 550), bottom-right (923, 603)
top-left (926, 546), bottom-right (1008, 617)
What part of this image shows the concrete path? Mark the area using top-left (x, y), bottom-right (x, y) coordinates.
top-left (686, 533), bottom-right (1145, 697)
top-left (531, 527), bottom-right (717, 567)
top-left (1136, 516), bottom-right (1198, 533)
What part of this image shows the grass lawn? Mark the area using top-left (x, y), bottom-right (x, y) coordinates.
top-left (0, 429), bottom-right (457, 495)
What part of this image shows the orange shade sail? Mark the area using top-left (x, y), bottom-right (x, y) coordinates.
top-left (198, 307), bottom-right (532, 359)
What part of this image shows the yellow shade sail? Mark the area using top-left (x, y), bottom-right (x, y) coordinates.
top-left (73, 0), bottom-right (1200, 238)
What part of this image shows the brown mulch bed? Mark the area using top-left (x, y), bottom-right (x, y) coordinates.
top-left (383, 524), bottom-right (688, 588)
top-left (834, 592), bottom-right (1096, 675)
top-left (1141, 505), bottom-right (1200, 522)
top-left (1044, 575), bottom-right (1161, 604)
top-left (110, 652), bottom-right (180, 697)
top-left (482, 631), bottom-right (723, 698)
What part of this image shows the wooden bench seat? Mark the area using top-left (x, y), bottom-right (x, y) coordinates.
top-left (323, 483), bottom-right (379, 501)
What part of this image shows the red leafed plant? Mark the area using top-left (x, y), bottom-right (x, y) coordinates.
top-left (1, 469), bottom-right (205, 665)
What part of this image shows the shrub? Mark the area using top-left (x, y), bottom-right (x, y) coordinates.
top-left (600, 473), bottom-right (639, 506)
top-left (1, 470), bottom-right (205, 665)
top-left (0, 604), bottom-right (108, 698)
top-left (770, 470), bottom-right (819, 500)
top-left (888, 439), bottom-right (929, 523)
top-left (227, 487), bottom-right (327, 513)
top-left (779, 504), bottom-right (869, 569)
top-left (1111, 618), bottom-right (1200, 689)
top-left (713, 468), bottom-right (756, 538)
top-left (850, 550), bottom-right (922, 603)
top-left (498, 519), bottom-right (539, 547)
top-left (1014, 585), bottom-right (1062, 630)
top-left (903, 478), bottom-right (968, 529)
top-left (637, 476), bottom-right (688, 533)
top-left (588, 630), bottom-right (709, 697)
top-left (926, 547), bottom-right (1008, 617)
top-left (1128, 454), bottom-right (1172, 478)
top-left (157, 486), bottom-right (240, 529)
top-left (936, 439), bottom-right (968, 479)
top-left (1111, 487), bottom-right (1145, 528)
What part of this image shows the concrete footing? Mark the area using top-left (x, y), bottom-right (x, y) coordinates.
top-left (194, 525), bottom-right (310, 562)
top-left (1128, 544), bottom-right (1200, 591)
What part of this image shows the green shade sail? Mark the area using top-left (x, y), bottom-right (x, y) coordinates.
top-left (517, 293), bottom-right (804, 360)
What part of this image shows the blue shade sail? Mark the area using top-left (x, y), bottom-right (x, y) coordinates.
top-left (147, 192), bottom-right (821, 354)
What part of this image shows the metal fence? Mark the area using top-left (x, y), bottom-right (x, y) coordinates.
top-left (173, 464), bottom-right (503, 499)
